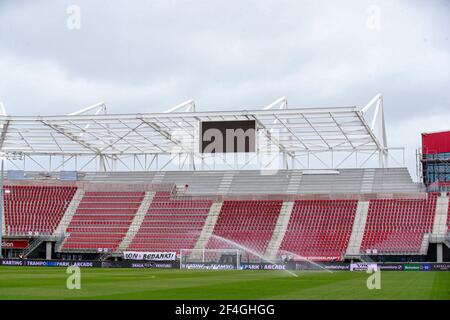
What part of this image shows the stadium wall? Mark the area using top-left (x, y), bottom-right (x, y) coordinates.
top-left (2, 258), bottom-right (450, 271)
top-left (422, 131), bottom-right (450, 154)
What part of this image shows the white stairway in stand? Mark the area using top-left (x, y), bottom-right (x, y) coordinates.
top-left (53, 188), bottom-right (85, 237)
top-left (1, 196), bottom-right (4, 234)
top-left (118, 191), bottom-right (155, 251)
top-left (423, 193), bottom-right (449, 258)
top-left (286, 172), bottom-right (302, 194)
top-left (345, 201), bottom-right (370, 258)
top-left (360, 169), bottom-right (375, 193)
top-left (432, 193), bottom-right (449, 237)
top-left (419, 234), bottom-right (430, 255)
top-left (192, 202), bottom-right (223, 251)
top-left (152, 172), bottom-right (165, 184)
top-left (264, 201), bottom-right (294, 260)
top-left (217, 172), bottom-right (234, 194)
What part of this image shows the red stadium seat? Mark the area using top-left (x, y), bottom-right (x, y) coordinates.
top-left (127, 192), bottom-right (212, 253)
top-left (4, 185), bottom-right (77, 236)
top-left (206, 200), bottom-right (282, 260)
top-left (279, 200), bottom-right (357, 262)
top-left (61, 191), bottom-right (145, 252)
top-left (360, 195), bottom-right (437, 255)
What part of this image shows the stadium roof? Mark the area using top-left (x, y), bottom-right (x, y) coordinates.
top-left (0, 95), bottom-right (392, 171)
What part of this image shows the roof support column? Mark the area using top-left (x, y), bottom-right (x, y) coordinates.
top-left (361, 94), bottom-right (388, 168)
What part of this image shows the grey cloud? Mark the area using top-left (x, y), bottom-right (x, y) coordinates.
top-left (0, 0), bottom-right (449, 177)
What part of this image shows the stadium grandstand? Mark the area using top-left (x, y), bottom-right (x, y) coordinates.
top-left (0, 94), bottom-right (449, 265)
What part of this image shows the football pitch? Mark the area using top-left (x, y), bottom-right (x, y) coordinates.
top-left (0, 267), bottom-right (449, 300)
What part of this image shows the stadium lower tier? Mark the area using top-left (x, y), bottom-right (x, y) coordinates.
top-left (206, 200), bottom-right (283, 259)
top-left (3, 185), bottom-right (77, 236)
top-left (62, 191), bottom-right (145, 251)
top-left (360, 196), bottom-right (437, 254)
top-left (127, 192), bottom-right (212, 252)
top-left (280, 200), bottom-right (357, 261)
top-left (2, 185), bottom-right (448, 261)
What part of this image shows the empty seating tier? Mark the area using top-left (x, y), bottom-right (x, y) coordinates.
top-left (360, 195), bottom-right (437, 255)
top-left (61, 191), bottom-right (145, 251)
top-left (4, 185), bottom-right (77, 236)
top-left (128, 192), bottom-right (212, 253)
top-left (280, 200), bottom-right (358, 261)
top-left (206, 200), bottom-right (283, 259)
top-left (447, 198), bottom-right (450, 232)
top-left (69, 168), bottom-right (423, 195)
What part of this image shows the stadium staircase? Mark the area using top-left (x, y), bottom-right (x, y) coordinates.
top-left (53, 188), bottom-right (85, 237)
top-left (60, 191), bottom-right (145, 251)
top-left (118, 191), bottom-right (155, 251)
top-left (286, 171), bottom-right (302, 194)
top-left (127, 192), bottom-right (213, 253)
top-left (445, 236), bottom-right (450, 249)
top-left (217, 172), bottom-right (234, 194)
top-left (1, 198), bottom-right (4, 234)
top-left (22, 237), bottom-right (45, 257)
top-left (174, 185), bottom-right (187, 197)
top-left (419, 234), bottom-right (430, 255)
top-left (427, 193), bottom-right (450, 251)
top-left (192, 202), bottom-right (223, 251)
top-left (360, 169), bottom-right (375, 193)
top-left (431, 193), bottom-right (449, 237)
top-left (152, 172), bottom-right (165, 184)
top-left (264, 201), bottom-right (295, 260)
top-left (345, 201), bottom-right (370, 259)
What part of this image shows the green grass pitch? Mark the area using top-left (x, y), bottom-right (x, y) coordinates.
top-left (0, 267), bottom-right (449, 300)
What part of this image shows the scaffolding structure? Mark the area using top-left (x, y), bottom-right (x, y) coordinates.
top-left (0, 95), bottom-right (404, 172)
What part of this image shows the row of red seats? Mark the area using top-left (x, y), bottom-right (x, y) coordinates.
top-left (146, 210), bottom-right (209, 215)
top-left (361, 197), bottom-right (436, 254)
top-left (448, 202), bottom-right (450, 231)
top-left (127, 192), bottom-right (212, 253)
top-left (140, 221), bottom-right (206, 227)
top-left (3, 186), bottom-right (77, 236)
top-left (78, 196), bottom-right (143, 202)
top-left (77, 202), bottom-right (141, 209)
top-left (280, 200), bottom-right (358, 261)
top-left (4, 185), bottom-right (76, 197)
top-left (62, 192), bottom-right (145, 251)
top-left (206, 200), bottom-right (283, 260)
top-left (83, 191), bottom-right (144, 197)
top-left (150, 201), bottom-right (212, 208)
top-left (67, 227), bottom-right (129, 233)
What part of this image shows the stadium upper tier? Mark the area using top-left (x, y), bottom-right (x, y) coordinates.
top-left (12, 167), bottom-right (423, 195)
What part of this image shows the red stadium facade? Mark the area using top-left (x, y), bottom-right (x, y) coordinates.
top-left (421, 130), bottom-right (450, 192)
top-left (422, 131), bottom-right (450, 155)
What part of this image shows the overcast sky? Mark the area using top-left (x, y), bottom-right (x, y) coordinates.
top-left (0, 0), bottom-right (449, 179)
